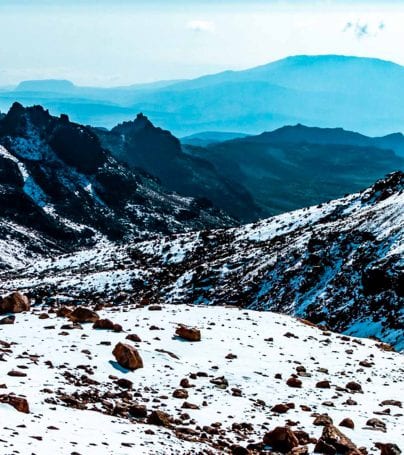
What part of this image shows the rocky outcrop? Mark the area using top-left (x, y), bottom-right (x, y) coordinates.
top-left (0, 103), bottom-right (234, 270)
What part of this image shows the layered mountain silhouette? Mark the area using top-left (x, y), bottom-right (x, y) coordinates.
top-left (2, 55), bottom-right (404, 136)
top-left (184, 124), bottom-right (403, 217)
top-left (95, 114), bottom-right (262, 221)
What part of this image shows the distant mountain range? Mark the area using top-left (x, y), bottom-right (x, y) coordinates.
top-left (90, 114), bottom-right (402, 221)
top-left (1, 55), bottom-right (404, 136)
top-left (1, 102), bottom-right (401, 229)
top-left (184, 123), bottom-right (404, 217)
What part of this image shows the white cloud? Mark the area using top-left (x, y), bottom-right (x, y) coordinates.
top-left (343, 20), bottom-right (386, 39)
top-left (187, 20), bottom-right (215, 33)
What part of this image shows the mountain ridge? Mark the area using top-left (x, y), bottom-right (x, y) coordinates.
top-left (2, 171), bottom-right (402, 349)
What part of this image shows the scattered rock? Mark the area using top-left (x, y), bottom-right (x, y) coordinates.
top-left (380, 400), bottom-right (401, 408)
top-left (263, 426), bottom-right (299, 452)
top-left (147, 410), bottom-right (171, 427)
top-left (7, 370), bottom-right (27, 377)
top-left (116, 378), bottom-right (133, 389)
top-left (93, 318), bottom-right (115, 330)
top-left (0, 394), bottom-right (29, 413)
top-left (173, 389), bottom-right (189, 399)
top-left (366, 418), bottom-right (386, 432)
top-left (0, 315), bottom-right (15, 325)
top-left (56, 306), bottom-right (72, 318)
top-left (375, 443), bottom-right (402, 455)
top-left (286, 377), bottom-right (302, 388)
top-left (126, 334), bottom-right (142, 342)
top-left (271, 403), bottom-right (290, 414)
top-left (129, 404), bottom-right (148, 418)
top-left (339, 418), bottom-right (355, 429)
top-left (148, 305), bottom-right (162, 311)
top-left (316, 380), bottom-right (331, 389)
top-left (69, 307), bottom-right (99, 323)
top-left (175, 324), bottom-right (201, 342)
top-left (346, 381), bottom-right (362, 392)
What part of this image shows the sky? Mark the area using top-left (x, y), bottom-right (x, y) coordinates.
top-left (0, 0), bottom-right (403, 87)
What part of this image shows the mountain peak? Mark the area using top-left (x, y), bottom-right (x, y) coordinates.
top-left (133, 112), bottom-right (154, 130)
top-left (15, 79), bottom-right (75, 93)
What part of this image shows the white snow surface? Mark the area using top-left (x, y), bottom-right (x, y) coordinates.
top-left (0, 304), bottom-right (402, 454)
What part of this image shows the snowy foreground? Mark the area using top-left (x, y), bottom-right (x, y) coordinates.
top-left (0, 304), bottom-right (402, 454)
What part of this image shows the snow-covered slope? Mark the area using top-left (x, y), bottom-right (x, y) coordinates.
top-left (2, 172), bottom-right (402, 349)
top-left (0, 304), bottom-right (402, 454)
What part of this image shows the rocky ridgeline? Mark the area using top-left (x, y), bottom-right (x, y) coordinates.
top-left (0, 292), bottom-right (402, 454)
top-left (0, 103), bottom-right (233, 269)
top-left (2, 172), bottom-right (402, 349)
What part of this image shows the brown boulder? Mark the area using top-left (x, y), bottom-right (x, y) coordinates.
top-left (0, 315), bottom-right (15, 324)
top-left (375, 443), bottom-right (402, 455)
top-left (116, 378), bottom-right (133, 389)
top-left (366, 418), bottom-right (386, 431)
top-left (56, 306), bottom-right (72, 318)
top-left (69, 307), bottom-right (99, 323)
top-left (314, 414), bottom-right (333, 426)
top-left (271, 403), bottom-right (290, 413)
top-left (112, 342), bottom-right (143, 370)
top-left (263, 426), bottom-right (299, 452)
top-left (175, 324), bottom-right (201, 341)
top-left (129, 404), bottom-right (148, 418)
top-left (126, 333), bottom-right (142, 342)
top-left (93, 318), bottom-right (114, 330)
top-left (314, 424), bottom-right (361, 454)
top-left (147, 410), bottom-right (171, 427)
top-left (286, 377), bottom-right (302, 388)
top-left (0, 394), bottom-right (29, 413)
top-left (346, 381), bottom-right (362, 392)
top-left (316, 380), bottom-right (331, 389)
top-left (0, 292), bottom-right (30, 314)
top-left (339, 418), bottom-right (355, 429)
top-left (173, 389), bottom-right (189, 399)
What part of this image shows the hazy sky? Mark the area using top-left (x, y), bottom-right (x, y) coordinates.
top-left (0, 0), bottom-right (403, 86)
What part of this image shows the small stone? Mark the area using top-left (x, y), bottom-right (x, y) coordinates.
top-left (339, 418), bottom-right (355, 429)
top-left (286, 377), bottom-right (302, 388)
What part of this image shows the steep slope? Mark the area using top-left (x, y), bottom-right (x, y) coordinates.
top-left (0, 103), bottom-right (233, 269)
top-left (96, 114), bottom-right (261, 222)
top-left (186, 126), bottom-right (404, 216)
top-left (0, 303), bottom-right (402, 454)
top-left (2, 173), bottom-right (402, 349)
